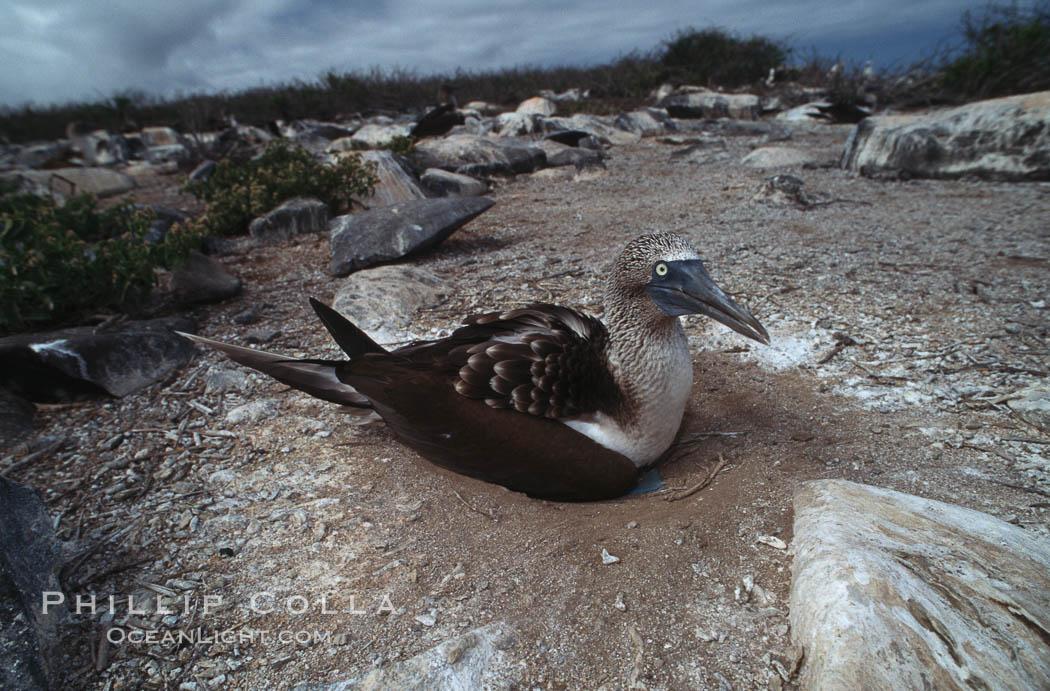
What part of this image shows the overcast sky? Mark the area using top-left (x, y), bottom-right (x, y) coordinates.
top-left (1, 0), bottom-right (993, 108)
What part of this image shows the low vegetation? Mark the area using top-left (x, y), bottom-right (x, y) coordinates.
top-left (182, 140), bottom-right (378, 238)
top-left (0, 185), bottom-right (202, 334)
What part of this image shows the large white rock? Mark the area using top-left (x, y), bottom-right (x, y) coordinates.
top-left (333, 266), bottom-right (447, 345)
top-left (790, 480), bottom-right (1050, 690)
top-left (349, 150), bottom-right (426, 207)
top-left (657, 87), bottom-right (760, 120)
top-left (516, 96), bottom-right (557, 116)
top-left (350, 123), bottom-right (412, 148)
top-left (841, 91), bottom-right (1050, 180)
top-left (741, 147), bottom-right (819, 169)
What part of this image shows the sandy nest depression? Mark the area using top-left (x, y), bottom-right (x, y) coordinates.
top-left (8, 123), bottom-right (1050, 689)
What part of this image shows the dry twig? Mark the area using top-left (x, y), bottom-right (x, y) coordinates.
top-left (668, 454), bottom-right (728, 502)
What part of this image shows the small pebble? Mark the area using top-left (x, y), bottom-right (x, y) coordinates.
top-left (601, 548), bottom-right (620, 565)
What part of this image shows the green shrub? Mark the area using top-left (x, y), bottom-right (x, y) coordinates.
top-left (661, 27), bottom-right (788, 88)
top-left (184, 140), bottom-right (378, 237)
top-left (941, 1), bottom-right (1050, 99)
top-left (0, 187), bottom-right (202, 334)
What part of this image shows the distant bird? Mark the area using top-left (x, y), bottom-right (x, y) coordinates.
top-left (180, 233), bottom-right (769, 501)
top-left (765, 67), bottom-right (777, 87)
top-left (862, 59), bottom-right (875, 82)
top-left (410, 83), bottom-right (464, 139)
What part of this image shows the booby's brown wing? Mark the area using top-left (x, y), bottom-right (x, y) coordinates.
top-left (394, 304), bottom-right (622, 420)
top-left (336, 352), bottom-right (637, 501)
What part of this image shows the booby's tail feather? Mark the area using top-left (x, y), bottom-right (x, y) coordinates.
top-left (176, 332), bottom-right (372, 408)
top-left (309, 298), bottom-right (386, 357)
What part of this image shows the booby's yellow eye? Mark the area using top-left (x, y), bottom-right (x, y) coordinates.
top-left (654, 262), bottom-right (668, 277)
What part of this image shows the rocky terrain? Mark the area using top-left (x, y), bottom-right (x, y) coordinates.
top-left (2, 89), bottom-right (1050, 689)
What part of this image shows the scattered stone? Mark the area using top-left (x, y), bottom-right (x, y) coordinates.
top-left (203, 367), bottom-right (250, 395)
top-left (351, 150), bottom-right (427, 207)
top-left (415, 134), bottom-right (546, 176)
top-left (0, 316), bottom-right (195, 401)
top-left (2, 167), bottom-right (135, 201)
top-left (295, 622), bottom-right (519, 691)
top-left (657, 87), bottom-right (760, 120)
top-left (248, 197), bottom-right (329, 245)
top-left (841, 91), bottom-right (1050, 180)
top-left (231, 307), bottom-right (262, 325)
top-left (329, 196), bottom-right (494, 276)
top-left (741, 147), bottom-right (819, 169)
top-left (614, 108), bottom-right (676, 136)
top-left (516, 96), bottom-right (557, 116)
top-left (244, 328), bottom-right (281, 345)
top-left (543, 114), bottom-right (640, 146)
top-left (171, 251), bottom-right (242, 305)
top-left (420, 168), bottom-right (488, 197)
top-left (751, 174), bottom-right (816, 209)
top-left (791, 479), bottom-right (1050, 690)
top-left (601, 548), bottom-right (620, 565)
top-left (756, 535), bottom-right (787, 550)
top-left (547, 148), bottom-right (605, 169)
top-left (414, 613), bottom-right (437, 627)
top-left (1007, 382), bottom-right (1050, 433)
top-left (225, 398), bottom-right (281, 425)
top-left (350, 123), bottom-right (412, 148)
top-left (496, 112), bottom-right (541, 137)
top-left (140, 126), bottom-right (185, 148)
top-left (333, 265), bottom-right (446, 344)
top-left (0, 477), bottom-right (68, 690)
top-left (189, 160), bottom-right (216, 182)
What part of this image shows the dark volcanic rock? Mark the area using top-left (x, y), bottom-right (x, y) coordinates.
top-left (0, 316), bottom-right (195, 402)
top-left (329, 197), bottom-right (495, 276)
top-left (171, 251), bottom-right (242, 305)
top-left (420, 168), bottom-right (488, 197)
top-left (0, 477), bottom-right (68, 690)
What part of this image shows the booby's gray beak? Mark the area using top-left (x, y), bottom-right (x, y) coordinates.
top-left (645, 259), bottom-right (770, 345)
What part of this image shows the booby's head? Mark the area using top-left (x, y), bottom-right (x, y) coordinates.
top-left (608, 233), bottom-right (769, 345)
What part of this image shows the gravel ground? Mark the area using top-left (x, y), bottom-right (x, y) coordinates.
top-left (6, 122), bottom-right (1050, 690)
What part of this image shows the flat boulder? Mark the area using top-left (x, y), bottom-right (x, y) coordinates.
top-left (790, 479), bottom-right (1050, 690)
top-left (329, 196), bottom-right (494, 276)
top-left (350, 123), bottom-right (412, 148)
top-left (248, 197), bottom-right (329, 244)
top-left (1007, 382), bottom-right (1050, 433)
top-left (414, 134), bottom-right (546, 176)
top-left (351, 151), bottom-right (426, 207)
top-left (516, 96), bottom-right (557, 116)
top-left (741, 146), bottom-right (819, 169)
top-left (170, 251), bottom-right (243, 305)
top-left (657, 87), bottom-right (760, 120)
top-left (333, 265), bottom-right (447, 344)
top-left (614, 108), bottom-right (676, 136)
top-left (5, 167), bottom-right (135, 200)
top-left (841, 91), bottom-right (1050, 180)
top-left (0, 316), bottom-right (194, 401)
top-left (420, 168), bottom-right (488, 197)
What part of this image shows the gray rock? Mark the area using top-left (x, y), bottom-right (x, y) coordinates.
top-left (329, 197), bottom-right (494, 276)
top-left (496, 112), bottom-right (541, 137)
top-left (548, 148), bottom-right (606, 168)
top-left (171, 251), bottom-right (242, 305)
top-left (226, 398), bottom-right (281, 425)
top-left (145, 144), bottom-right (189, 165)
top-left (1007, 382), bottom-right (1050, 433)
top-left (2, 167), bottom-right (135, 201)
top-left (0, 388), bottom-right (34, 448)
top-left (414, 135), bottom-right (546, 176)
top-left (249, 197), bottom-right (329, 245)
top-left (10, 141), bottom-right (71, 169)
top-left (516, 96), bottom-right (557, 115)
top-left (0, 477), bottom-right (67, 690)
top-left (204, 366), bottom-right (250, 395)
top-left (657, 88), bottom-right (760, 120)
top-left (350, 123), bottom-right (412, 148)
top-left (420, 169), bottom-right (488, 197)
top-left (352, 151), bottom-right (426, 207)
top-left (294, 622), bottom-right (519, 691)
top-left (542, 114), bottom-right (640, 146)
top-left (189, 160), bottom-right (216, 182)
top-left (67, 128), bottom-right (123, 166)
top-left (751, 174), bottom-right (816, 209)
top-left (740, 147), bottom-right (819, 169)
top-left (791, 479), bottom-right (1050, 690)
top-left (0, 316), bottom-right (195, 401)
top-left (841, 91), bottom-right (1050, 180)
top-left (140, 126), bottom-right (186, 148)
top-left (333, 265), bottom-right (447, 344)
top-left (672, 119), bottom-right (794, 139)
top-left (614, 108), bottom-right (676, 136)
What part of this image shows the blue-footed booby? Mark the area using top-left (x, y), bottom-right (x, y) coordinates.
top-left (180, 233), bottom-right (768, 501)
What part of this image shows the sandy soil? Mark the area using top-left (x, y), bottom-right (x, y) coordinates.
top-left (8, 123), bottom-right (1050, 690)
